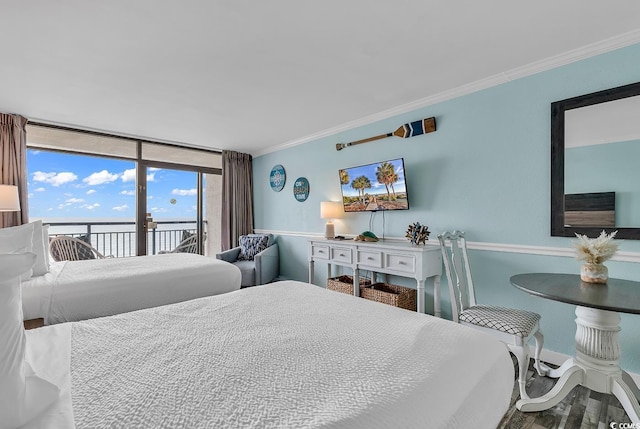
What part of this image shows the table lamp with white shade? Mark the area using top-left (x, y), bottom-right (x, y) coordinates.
top-left (320, 201), bottom-right (342, 239)
top-left (0, 185), bottom-right (20, 212)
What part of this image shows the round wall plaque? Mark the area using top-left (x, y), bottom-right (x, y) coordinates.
top-left (293, 177), bottom-right (310, 202)
top-left (269, 164), bottom-right (286, 192)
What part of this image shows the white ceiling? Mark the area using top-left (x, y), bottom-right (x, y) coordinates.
top-left (1, 1), bottom-right (639, 156)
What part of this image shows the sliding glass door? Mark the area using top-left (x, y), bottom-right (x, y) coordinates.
top-left (143, 166), bottom-right (202, 255)
top-left (26, 124), bottom-right (222, 258)
top-left (26, 148), bottom-right (138, 258)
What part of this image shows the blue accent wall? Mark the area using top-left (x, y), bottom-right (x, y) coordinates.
top-left (253, 43), bottom-right (640, 372)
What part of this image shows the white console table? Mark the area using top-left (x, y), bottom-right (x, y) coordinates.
top-left (308, 238), bottom-right (443, 316)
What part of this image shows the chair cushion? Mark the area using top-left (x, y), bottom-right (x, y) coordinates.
top-left (237, 235), bottom-right (270, 261)
top-left (460, 305), bottom-right (540, 337)
top-left (75, 234), bottom-right (96, 260)
top-left (246, 233), bottom-right (274, 247)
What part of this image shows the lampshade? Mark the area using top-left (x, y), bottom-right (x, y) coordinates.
top-left (320, 201), bottom-right (342, 239)
top-left (320, 201), bottom-right (342, 219)
top-left (0, 185), bottom-right (20, 212)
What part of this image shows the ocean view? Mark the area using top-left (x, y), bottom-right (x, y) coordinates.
top-left (36, 217), bottom-right (202, 257)
top-left (26, 148), bottom-right (210, 257)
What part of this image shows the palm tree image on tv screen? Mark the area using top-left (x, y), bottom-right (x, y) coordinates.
top-left (339, 158), bottom-right (409, 212)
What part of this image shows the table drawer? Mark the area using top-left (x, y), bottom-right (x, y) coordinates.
top-left (331, 247), bottom-right (353, 264)
top-left (311, 244), bottom-right (330, 260)
top-left (358, 250), bottom-right (383, 268)
top-left (386, 253), bottom-right (415, 273)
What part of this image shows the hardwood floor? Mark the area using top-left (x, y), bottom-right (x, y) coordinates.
top-left (498, 357), bottom-right (633, 428)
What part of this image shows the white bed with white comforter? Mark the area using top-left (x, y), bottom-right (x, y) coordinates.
top-left (21, 253), bottom-right (241, 324)
top-left (24, 280), bottom-right (514, 429)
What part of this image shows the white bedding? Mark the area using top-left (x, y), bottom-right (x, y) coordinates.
top-left (25, 281), bottom-right (514, 429)
top-left (21, 254), bottom-right (241, 324)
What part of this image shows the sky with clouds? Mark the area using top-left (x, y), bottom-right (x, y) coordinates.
top-left (340, 158), bottom-right (407, 198)
top-left (27, 149), bottom-right (201, 220)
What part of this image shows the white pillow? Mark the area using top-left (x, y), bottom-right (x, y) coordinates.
top-left (0, 253), bottom-right (60, 429)
top-left (30, 220), bottom-right (49, 277)
top-left (0, 222), bottom-right (35, 280)
top-left (42, 224), bottom-right (51, 273)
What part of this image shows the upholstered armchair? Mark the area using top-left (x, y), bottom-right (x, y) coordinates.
top-left (216, 234), bottom-right (279, 287)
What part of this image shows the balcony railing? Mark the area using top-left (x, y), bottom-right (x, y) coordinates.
top-left (46, 220), bottom-right (206, 258)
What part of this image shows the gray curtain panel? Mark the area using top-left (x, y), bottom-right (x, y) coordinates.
top-left (0, 114), bottom-right (28, 227)
top-left (221, 150), bottom-right (253, 251)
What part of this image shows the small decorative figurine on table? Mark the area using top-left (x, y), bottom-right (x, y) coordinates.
top-left (355, 231), bottom-right (379, 242)
top-left (405, 222), bottom-right (430, 245)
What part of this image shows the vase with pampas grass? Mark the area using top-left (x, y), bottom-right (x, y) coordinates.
top-left (573, 230), bottom-right (618, 284)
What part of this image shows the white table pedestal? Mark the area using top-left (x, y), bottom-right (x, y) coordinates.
top-left (517, 306), bottom-right (640, 423)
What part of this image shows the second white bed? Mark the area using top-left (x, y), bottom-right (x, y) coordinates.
top-left (21, 253), bottom-right (241, 324)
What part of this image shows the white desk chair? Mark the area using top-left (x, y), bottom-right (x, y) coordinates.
top-left (438, 230), bottom-right (552, 399)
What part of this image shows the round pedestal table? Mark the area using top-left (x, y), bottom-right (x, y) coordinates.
top-left (510, 273), bottom-right (640, 423)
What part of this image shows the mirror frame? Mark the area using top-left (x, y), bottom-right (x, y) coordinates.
top-left (551, 81), bottom-right (640, 240)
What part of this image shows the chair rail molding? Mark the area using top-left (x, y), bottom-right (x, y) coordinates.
top-left (254, 230), bottom-right (640, 264)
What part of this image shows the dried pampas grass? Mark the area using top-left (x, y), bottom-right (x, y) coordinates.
top-left (573, 230), bottom-right (619, 264)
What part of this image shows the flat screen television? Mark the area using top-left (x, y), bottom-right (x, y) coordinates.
top-left (339, 158), bottom-right (409, 212)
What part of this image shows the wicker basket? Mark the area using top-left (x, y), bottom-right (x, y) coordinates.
top-left (327, 275), bottom-right (371, 295)
top-left (360, 283), bottom-right (417, 311)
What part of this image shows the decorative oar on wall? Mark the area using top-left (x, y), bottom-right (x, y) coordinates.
top-left (336, 117), bottom-right (436, 151)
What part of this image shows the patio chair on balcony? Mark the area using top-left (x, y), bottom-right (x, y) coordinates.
top-left (159, 232), bottom-right (203, 254)
top-left (49, 235), bottom-right (107, 262)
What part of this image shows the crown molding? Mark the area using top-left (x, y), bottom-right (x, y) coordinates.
top-left (253, 29), bottom-right (640, 158)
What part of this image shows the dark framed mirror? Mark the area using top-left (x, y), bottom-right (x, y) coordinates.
top-left (551, 81), bottom-right (640, 240)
